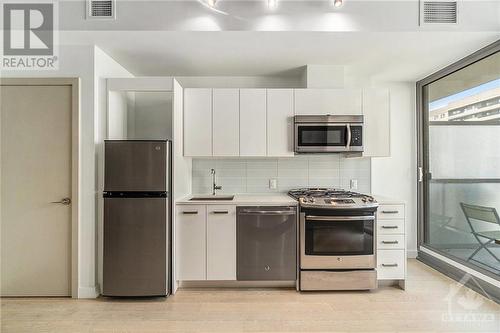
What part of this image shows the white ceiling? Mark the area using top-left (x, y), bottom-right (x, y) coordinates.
top-left (64, 31), bottom-right (499, 81)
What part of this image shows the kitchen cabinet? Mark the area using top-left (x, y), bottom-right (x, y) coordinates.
top-left (376, 202), bottom-right (406, 289)
top-left (176, 204), bottom-right (236, 281)
top-left (294, 89), bottom-right (362, 115)
top-left (176, 205), bottom-right (206, 280)
top-left (184, 89), bottom-right (212, 156)
top-left (207, 205), bottom-right (237, 280)
top-left (213, 89), bottom-right (239, 156)
top-left (267, 89), bottom-right (294, 157)
top-left (363, 88), bottom-right (390, 157)
top-left (240, 89), bottom-right (267, 156)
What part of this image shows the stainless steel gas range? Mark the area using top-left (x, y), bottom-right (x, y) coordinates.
top-left (288, 188), bottom-right (379, 291)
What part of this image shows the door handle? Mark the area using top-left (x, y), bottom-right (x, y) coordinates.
top-left (381, 225), bottom-right (398, 229)
top-left (382, 263), bottom-right (398, 267)
top-left (381, 210), bottom-right (399, 214)
top-left (51, 197), bottom-right (71, 205)
top-left (381, 240), bottom-right (399, 244)
top-left (212, 210), bottom-right (229, 214)
top-left (182, 211), bottom-right (198, 215)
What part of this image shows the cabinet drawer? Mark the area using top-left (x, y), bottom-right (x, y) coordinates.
top-left (377, 250), bottom-right (405, 280)
top-left (377, 219), bottom-right (404, 235)
top-left (377, 234), bottom-right (404, 249)
top-left (377, 205), bottom-right (405, 219)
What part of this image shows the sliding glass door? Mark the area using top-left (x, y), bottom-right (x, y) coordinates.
top-left (417, 41), bottom-right (500, 283)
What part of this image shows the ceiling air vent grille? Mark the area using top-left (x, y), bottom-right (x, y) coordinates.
top-left (421, 1), bottom-right (458, 24)
top-left (87, 0), bottom-right (115, 19)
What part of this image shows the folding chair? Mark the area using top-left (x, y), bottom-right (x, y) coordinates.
top-left (460, 203), bottom-right (500, 270)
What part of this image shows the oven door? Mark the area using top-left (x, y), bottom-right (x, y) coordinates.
top-left (300, 214), bottom-right (376, 269)
top-left (295, 123), bottom-right (350, 153)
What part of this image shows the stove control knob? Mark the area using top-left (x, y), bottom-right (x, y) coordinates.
top-left (368, 197), bottom-right (374, 202)
top-left (362, 198), bottom-right (367, 202)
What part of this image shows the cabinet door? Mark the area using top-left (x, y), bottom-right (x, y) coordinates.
top-left (267, 89), bottom-right (294, 157)
top-left (213, 89), bottom-right (239, 156)
top-left (206, 205), bottom-right (236, 280)
top-left (362, 88), bottom-right (390, 157)
top-left (176, 205), bottom-right (206, 280)
top-left (240, 89), bottom-right (267, 156)
top-left (294, 89), bottom-right (362, 115)
top-left (184, 89), bottom-right (212, 156)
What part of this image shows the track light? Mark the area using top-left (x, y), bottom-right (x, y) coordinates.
top-left (332, 0), bottom-right (343, 8)
top-left (207, 0), bottom-right (217, 8)
top-left (268, 0), bottom-right (277, 10)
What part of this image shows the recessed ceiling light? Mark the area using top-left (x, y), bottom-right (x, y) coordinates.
top-left (268, 0), bottom-right (278, 10)
top-left (333, 0), bottom-right (344, 8)
top-left (207, 0), bottom-right (217, 8)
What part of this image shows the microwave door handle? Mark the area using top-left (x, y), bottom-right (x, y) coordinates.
top-left (346, 123), bottom-right (351, 150)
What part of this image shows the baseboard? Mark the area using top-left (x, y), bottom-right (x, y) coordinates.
top-left (78, 286), bottom-right (99, 299)
top-left (407, 250), bottom-right (418, 259)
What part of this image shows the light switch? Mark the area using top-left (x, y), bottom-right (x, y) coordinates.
top-left (350, 179), bottom-right (358, 190)
top-left (269, 179), bottom-right (277, 190)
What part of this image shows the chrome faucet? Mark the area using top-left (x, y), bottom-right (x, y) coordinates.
top-left (210, 168), bottom-right (222, 195)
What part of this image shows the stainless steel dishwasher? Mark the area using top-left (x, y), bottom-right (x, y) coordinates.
top-left (237, 206), bottom-right (297, 281)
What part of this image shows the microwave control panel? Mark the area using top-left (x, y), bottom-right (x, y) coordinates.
top-left (350, 126), bottom-right (363, 146)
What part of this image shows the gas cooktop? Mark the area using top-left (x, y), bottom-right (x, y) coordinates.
top-left (288, 188), bottom-right (378, 209)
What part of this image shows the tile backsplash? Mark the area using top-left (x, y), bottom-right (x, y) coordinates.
top-left (192, 155), bottom-right (371, 194)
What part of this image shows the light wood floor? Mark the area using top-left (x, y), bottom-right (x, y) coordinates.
top-left (1, 260), bottom-right (499, 333)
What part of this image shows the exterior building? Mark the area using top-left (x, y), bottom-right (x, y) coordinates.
top-left (429, 86), bottom-right (500, 121)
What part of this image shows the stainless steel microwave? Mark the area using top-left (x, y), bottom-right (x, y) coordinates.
top-left (294, 115), bottom-right (364, 153)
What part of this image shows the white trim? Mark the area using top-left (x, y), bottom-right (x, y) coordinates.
top-left (407, 250), bottom-right (418, 259)
top-left (78, 286), bottom-right (99, 299)
top-left (420, 246), bottom-right (500, 288)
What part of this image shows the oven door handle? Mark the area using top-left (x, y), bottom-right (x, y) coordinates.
top-left (305, 215), bottom-right (375, 221)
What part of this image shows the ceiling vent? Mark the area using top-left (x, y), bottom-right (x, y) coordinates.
top-left (420, 1), bottom-right (458, 25)
top-left (87, 0), bottom-right (115, 19)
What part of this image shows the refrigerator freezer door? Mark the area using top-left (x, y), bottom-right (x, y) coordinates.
top-left (104, 141), bottom-right (167, 192)
top-left (103, 197), bottom-right (167, 296)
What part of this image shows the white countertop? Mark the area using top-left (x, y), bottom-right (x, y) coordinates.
top-left (176, 193), bottom-right (298, 206)
top-left (177, 193), bottom-right (403, 206)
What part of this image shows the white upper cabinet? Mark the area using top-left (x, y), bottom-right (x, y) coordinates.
top-left (294, 89), bottom-right (362, 115)
top-left (362, 88), bottom-right (390, 157)
top-left (212, 89), bottom-right (240, 156)
top-left (240, 89), bottom-right (267, 156)
top-left (267, 89), bottom-right (295, 157)
top-left (184, 88), bottom-right (212, 156)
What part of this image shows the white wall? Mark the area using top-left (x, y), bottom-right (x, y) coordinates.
top-left (2, 45), bottom-right (101, 297)
top-left (371, 82), bottom-right (417, 258)
top-left (94, 47), bottom-right (134, 293)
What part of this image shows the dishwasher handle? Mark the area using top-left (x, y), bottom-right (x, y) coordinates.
top-left (238, 209), bottom-right (296, 216)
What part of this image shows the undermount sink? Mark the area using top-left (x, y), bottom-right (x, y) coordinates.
top-left (189, 195), bottom-right (235, 201)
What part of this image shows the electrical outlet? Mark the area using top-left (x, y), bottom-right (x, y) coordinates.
top-left (269, 179), bottom-right (277, 190)
top-left (350, 179), bottom-right (358, 190)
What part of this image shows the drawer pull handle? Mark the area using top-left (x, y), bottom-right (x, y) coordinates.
top-left (382, 240), bottom-right (399, 244)
top-left (382, 210), bottom-right (399, 214)
top-left (212, 210), bottom-right (229, 214)
top-left (381, 225), bottom-right (398, 229)
top-left (382, 263), bottom-right (398, 267)
top-left (182, 211), bottom-right (198, 215)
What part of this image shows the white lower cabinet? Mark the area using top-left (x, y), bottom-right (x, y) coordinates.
top-left (207, 205), bottom-right (236, 280)
top-left (377, 250), bottom-right (405, 280)
top-left (176, 205), bottom-right (207, 280)
top-left (176, 204), bottom-right (236, 281)
top-left (376, 201), bottom-right (406, 289)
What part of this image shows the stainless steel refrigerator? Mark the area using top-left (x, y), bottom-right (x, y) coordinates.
top-left (103, 140), bottom-right (171, 297)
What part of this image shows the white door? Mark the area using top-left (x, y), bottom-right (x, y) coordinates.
top-left (267, 89), bottom-right (295, 157)
top-left (212, 89), bottom-right (239, 156)
top-left (206, 205), bottom-right (236, 280)
top-left (240, 89), bottom-right (266, 156)
top-left (184, 88), bottom-right (212, 156)
top-left (1, 84), bottom-right (73, 296)
top-left (176, 205), bottom-right (207, 280)
top-left (294, 89), bottom-right (362, 115)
